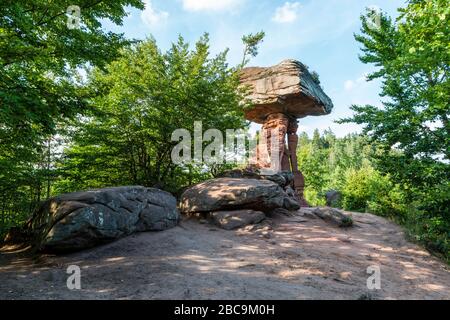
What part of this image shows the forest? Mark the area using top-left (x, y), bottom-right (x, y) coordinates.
top-left (0, 0), bottom-right (448, 263)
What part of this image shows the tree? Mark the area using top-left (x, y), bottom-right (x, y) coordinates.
top-left (338, 0), bottom-right (449, 256)
top-left (341, 1), bottom-right (448, 165)
top-left (58, 35), bottom-right (248, 193)
top-left (339, 1), bottom-right (449, 196)
top-left (0, 0), bottom-right (144, 234)
top-left (241, 31), bottom-right (265, 67)
top-left (1, 0), bottom-right (144, 144)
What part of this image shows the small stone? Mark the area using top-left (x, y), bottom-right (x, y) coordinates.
top-left (244, 225), bottom-right (257, 232)
top-left (210, 210), bottom-right (265, 230)
top-left (312, 207), bottom-right (353, 227)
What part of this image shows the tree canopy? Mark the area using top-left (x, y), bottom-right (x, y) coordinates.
top-left (338, 0), bottom-right (449, 257)
top-left (57, 35), bottom-right (248, 193)
top-left (0, 0), bottom-right (144, 231)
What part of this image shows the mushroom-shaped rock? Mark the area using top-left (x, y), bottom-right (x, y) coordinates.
top-left (240, 59), bottom-right (333, 123)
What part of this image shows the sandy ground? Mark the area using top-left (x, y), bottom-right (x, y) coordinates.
top-left (0, 209), bottom-right (449, 300)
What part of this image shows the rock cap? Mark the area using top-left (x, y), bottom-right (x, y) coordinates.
top-left (240, 59), bottom-right (333, 123)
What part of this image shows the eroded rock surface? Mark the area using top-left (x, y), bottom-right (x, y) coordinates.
top-left (28, 186), bottom-right (180, 251)
top-left (179, 178), bottom-right (299, 214)
top-left (211, 210), bottom-right (265, 230)
top-left (240, 59), bottom-right (333, 123)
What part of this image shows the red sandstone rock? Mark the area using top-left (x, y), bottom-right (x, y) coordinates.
top-left (240, 59), bottom-right (334, 206)
top-left (240, 59), bottom-right (333, 124)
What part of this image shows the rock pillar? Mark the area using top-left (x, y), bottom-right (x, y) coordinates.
top-left (287, 119), bottom-right (308, 206)
top-left (256, 113), bottom-right (308, 206)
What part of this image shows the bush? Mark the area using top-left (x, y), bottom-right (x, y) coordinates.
top-left (340, 166), bottom-right (406, 217)
top-left (304, 186), bottom-right (326, 206)
top-left (404, 209), bottom-right (450, 263)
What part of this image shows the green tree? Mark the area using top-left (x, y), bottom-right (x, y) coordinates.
top-left (339, 1), bottom-right (449, 258)
top-left (0, 0), bottom-right (144, 234)
top-left (1, 0), bottom-right (144, 148)
top-left (241, 31), bottom-right (265, 67)
top-left (58, 35), bottom-right (248, 193)
top-left (339, 1), bottom-right (449, 184)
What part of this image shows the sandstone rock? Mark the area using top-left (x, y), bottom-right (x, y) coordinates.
top-left (240, 59), bottom-right (333, 123)
top-left (215, 171), bottom-right (300, 209)
top-left (29, 186), bottom-right (180, 252)
top-left (180, 178), bottom-right (299, 213)
top-left (217, 168), bottom-right (261, 180)
top-left (298, 207), bottom-right (318, 219)
top-left (283, 196), bottom-right (301, 211)
top-left (270, 207), bottom-right (293, 216)
top-left (261, 171), bottom-right (294, 187)
top-left (211, 210), bottom-right (265, 230)
top-left (312, 207), bottom-right (353, 227)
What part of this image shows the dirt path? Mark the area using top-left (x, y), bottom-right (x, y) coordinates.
top-left (1, 210), bottom-right (449, 299)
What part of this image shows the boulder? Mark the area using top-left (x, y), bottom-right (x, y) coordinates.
top-left (217, 169), bottom-right (294, 188)
top-left (211, 210), bottom-right (265, 230)
top-left (240, 59), bottom-right (333, 123)
top-left (28, 186), bottom-right (180, 252)
top-left (312, 207), bottom-right (353, 227)
top-left (180, 178), bottom-right (299, 213)
top-left (261, 171), bottom-right (294, 188)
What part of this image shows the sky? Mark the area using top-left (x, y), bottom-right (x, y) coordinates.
top-left (102, 0), bottom-right (406, 137)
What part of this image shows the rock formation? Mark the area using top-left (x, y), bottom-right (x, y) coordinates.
top-left (179, 177), bottom-right (300, 230)
top-left (180, 177), bottom-right (299, 214)
top-left (240, 59), bottom-right (333, 123)
top-left (25, 186), bottom-right (180, 252)
top-left (240, 59), bottom-right (334, 205)
top-left (312, 207), bottom-right (353, 227)
top-left (210, 210), bottom-right (265, 230)
top-left (176, 59), bottom-right (334, 230)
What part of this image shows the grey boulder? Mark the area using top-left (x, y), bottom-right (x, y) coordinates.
top-left (325, 190), bottom-right (342, 207)
top-left (312, 207), bottom-right (353, 227)
top-left (180, 178), bottom-right (299, 213)
top-left (29, 186), bottom-right (180, 252)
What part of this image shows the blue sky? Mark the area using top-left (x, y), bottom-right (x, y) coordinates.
top-left (102, 0), bottom-right (405, 137)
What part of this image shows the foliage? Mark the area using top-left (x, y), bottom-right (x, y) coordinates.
top-left (338, 0), bottom-right (449, 218)
top-left (335, 0), bottom-right (449, 260)
top-left (310, 71), bottom-right (321, 85)
top-left (0, 0), bottom-right (144, 236)
top-left (55, 34), bottom-right (248, 194)
top-left (241, 31), bottom-right (265, 67)
top-left (297, 129), bottom-right (448, 261)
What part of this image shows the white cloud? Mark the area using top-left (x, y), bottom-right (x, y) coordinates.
top-left (344, 73), bottom-right (368, 91)
top-left (344, 80), bottom-right (355, 91)
top-left (182, 0), bottom-right (241, 12)
top-left (272, 2), bottom-right (301, 23)
top-left (141, 0), bottom-right (169, 26)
